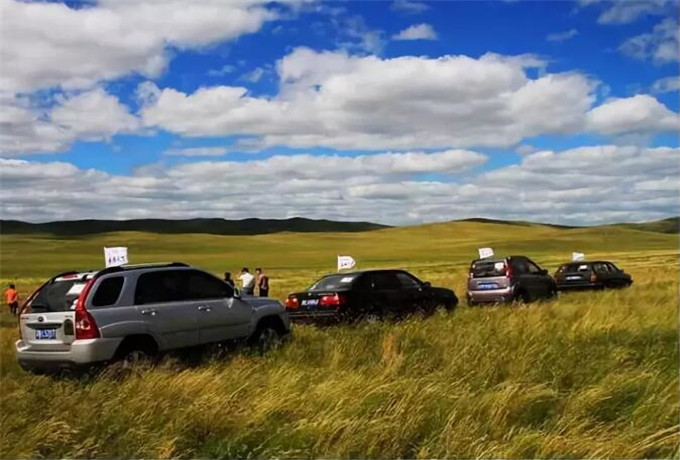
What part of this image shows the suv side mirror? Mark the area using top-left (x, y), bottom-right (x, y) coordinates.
top-left (422, 281), bottom-right (432, 289)
top-left (539, 269), bottom-right (548, 276)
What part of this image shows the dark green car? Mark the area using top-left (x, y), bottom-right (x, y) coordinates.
top-left (554, 261), bottom-right (632, 291)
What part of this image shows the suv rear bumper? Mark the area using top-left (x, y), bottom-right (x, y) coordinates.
top-left (467, 287), bottom-right (513, 304)
top-left (15, 338), bottom-right (121, 371)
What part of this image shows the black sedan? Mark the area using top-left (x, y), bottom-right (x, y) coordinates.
top-left (284, 269), bottom-right (458, 323)
top-left (554, 261), bottom-right (633, 290)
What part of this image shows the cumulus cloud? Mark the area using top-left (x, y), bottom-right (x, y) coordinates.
top-left (164, 147), bottom-right (229, 157)
top-left (392, 23), bottom-right (438, 40)
top-left (0, 88), bottom-right (137, 155)
top-left (584, 0), bottom-right (675, 25)
top-left (1, 145), bottom-right (676, 226)
top-left (651, 76), bottom-right (680, 93)
top-left (140, 48), bottom-right (601, 150)
top-left (585, 94), bottom-right (679, 135)
top-left (547, 29), bottom-right (579, 42)
top-left (391, 0), bottom-right (430, 14)
top-left (0, 0), bottom-right (286, 93)
top-left (620, 18), bottom-right (679, 64)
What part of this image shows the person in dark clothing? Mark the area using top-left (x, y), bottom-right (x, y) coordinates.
top-left (256, 268), bottom-right (269, 297)
top-left (224, 272), bottom-right (235, 290)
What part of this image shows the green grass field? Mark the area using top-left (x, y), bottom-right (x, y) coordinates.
top-left (0, 221), bottom-right (677, 458)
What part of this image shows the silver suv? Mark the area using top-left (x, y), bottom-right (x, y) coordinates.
top-left (16, 263), bottom-right (290, 373)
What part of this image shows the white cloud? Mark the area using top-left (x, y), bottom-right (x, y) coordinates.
top-left (585, 94), bottom-right (679, 135)
top-left (0, 0), bottom-right (285, 93)
top-left (588, 0), bottom-right (674, 25)
top-left (620, 18), bottom-right (679, 64)
top-left (141, 49), bottom-right (603, 150)
top-left (1, 145), bottom-right (676, 226)
top-left (207, 65), bottom-right (237, 77)
top-left (392, 23), bottom-right (438, 41)
top-left (240, 68), bottom-right (265, 83)
top-left (547, 29), bottom-right (579, 42)
top-left (391, 0), bottom-right (430, 14)
top-left (164, 147), bottom-right (229, 157)
top-left (651, 76), bottom-right (680, 93)
top-left (0, 88), bottom-right (137, 155)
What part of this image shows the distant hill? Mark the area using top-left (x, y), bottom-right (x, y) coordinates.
top-left (614, 217), bottom-right (679, 234)
top-left (0, 218), bottom-right (389, 236)
top-left (455, 217), bottom-right (576, 229)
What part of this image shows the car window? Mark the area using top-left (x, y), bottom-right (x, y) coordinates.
top-left (372, 272), bottom-right (401, 290)
top-left (511, 257), bottom-right (529, 274)
top-left (471, 260), bottom-right (507, 278)
top-left (606, 262), bottom-right (620, 272)
top-left (396, 272), bottom-right (421, 288)
top-left (593, 263), bottom-right (609, 274)
top-left (30, 280), bottom-right (87, 312)
top-left (135, 271), bottom-right (184, 305)
top-left (308, 274), bottom-right (358, 291)
top-left (186, 270), bottom-right (232, 300)
top-left (92, 277), bottom-right (124, 307)
top-left (526, 260), bottom-right (542, 274)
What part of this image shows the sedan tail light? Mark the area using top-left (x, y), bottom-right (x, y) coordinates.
top-left (320, 293), bottom-right (346, 308)
top-left (284, 296), bottom-right (299, 310)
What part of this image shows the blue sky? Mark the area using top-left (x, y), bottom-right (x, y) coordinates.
top-left (1, 0), bottom-right (678, 225)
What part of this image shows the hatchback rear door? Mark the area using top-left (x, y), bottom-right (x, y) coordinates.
top-left (19, 274), bottom-right (92, 352)
top-left (468, 260), bottom-right (511, 291)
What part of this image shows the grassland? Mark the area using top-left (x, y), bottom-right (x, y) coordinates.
top-left (0, 221), bottom-right (677, 458)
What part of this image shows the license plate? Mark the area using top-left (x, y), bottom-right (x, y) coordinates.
top-left (35, 329), bottom-right (57, 340)
top-left (301, 299), bottom-right (319, 306)
top-left (478, 283), bottom-right (498, 290)
top-left (566, 276), bottom-right (582, 281)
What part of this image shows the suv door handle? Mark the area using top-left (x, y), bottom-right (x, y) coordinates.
top-left (198, 305), bottom-right (212, 312)
top-left (141, 308), bottom-right (158, 316)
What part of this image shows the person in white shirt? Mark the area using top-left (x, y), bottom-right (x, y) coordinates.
top-left (239, 267), bottom-right (255, 295)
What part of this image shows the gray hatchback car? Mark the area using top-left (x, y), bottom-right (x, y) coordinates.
top-left (16, 263), bottom-right (291, 372)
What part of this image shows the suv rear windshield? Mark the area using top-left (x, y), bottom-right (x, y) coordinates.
top-left (308, 274), bottom-right (357, 291)
top-left (30, 280), bottom-right (87, 312)
top-left (470, 260), bottom-right (507, 278)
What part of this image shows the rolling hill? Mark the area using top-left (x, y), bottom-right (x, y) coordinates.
top-left (0, 217), bottom-right (389, 236)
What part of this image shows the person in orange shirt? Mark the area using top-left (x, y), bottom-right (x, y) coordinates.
top-left (5, 284), bottom-right (18, 316)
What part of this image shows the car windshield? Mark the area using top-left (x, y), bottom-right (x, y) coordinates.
top-left (471, 260), bottom-right (507, 278)
top-left (308, 274), bottom-right (357, 291)
top-left (30, 280), bottom-right (87, 312)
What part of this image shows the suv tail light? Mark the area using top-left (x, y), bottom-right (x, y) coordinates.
top-left (590, 273), bottom-right (598, 283)
top-left (75, 279), bottom-right (100, 339)
top-left (505, 264), bottom-right (513, 280)
top-left (284, 296), bottom-right (299, 310)
top-left (320, 293), bottom-right (346, 308)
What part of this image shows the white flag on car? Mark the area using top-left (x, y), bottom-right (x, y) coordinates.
top-left (478, 247), bottom-right (494, 259)
top-left (572, 252), bottom-right (585, 261)
top-left (337, 255), bottom-right (356, 271)
top-left (104, 247), bottom-right (129, 268)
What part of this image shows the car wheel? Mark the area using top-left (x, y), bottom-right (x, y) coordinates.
top-left (514, 290), bottom-right (530, 304)
top-left (253, 326), bottom-right (282, 353)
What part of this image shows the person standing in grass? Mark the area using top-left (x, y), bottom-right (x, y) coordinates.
top-left (256, 268), bottom-right (269, 297)
top-left (5, 284), bottom-right (18, 316)
top-left (224, 272), bottom-right (235, 290)
top-left (239, 267), bottom-right (255, 296)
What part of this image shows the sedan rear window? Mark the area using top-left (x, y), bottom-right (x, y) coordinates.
top-left (470, 260), bottom-right (507, 278)
top-left (308, 274), bottom-right (357, 291)
top-left (30, 280), bottom-right (87, 312)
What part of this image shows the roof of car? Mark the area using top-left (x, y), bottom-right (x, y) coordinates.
top-left (559, 260), bottom-right (612, 265)
top-left (53, 262), bottom-right (190, 281)
top-left (320, 269), bottom-right (409, 277)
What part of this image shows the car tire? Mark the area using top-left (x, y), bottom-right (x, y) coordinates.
top-left (251, 325), bottom-right (282, 353)
top-left (514, 290), bottom-right (530, 304)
